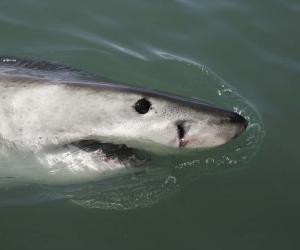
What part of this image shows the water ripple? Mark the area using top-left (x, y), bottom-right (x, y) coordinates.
top-left (60, 28), bottom-right (149, 61)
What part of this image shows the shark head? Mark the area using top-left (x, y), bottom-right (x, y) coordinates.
top-left (61, 83), bottom-right (248, 153)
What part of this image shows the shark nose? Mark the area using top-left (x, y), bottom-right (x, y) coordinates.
top-left (228, 112), bottom-right (248, 138)
top-left (229, 112), bottom-right (248, 130)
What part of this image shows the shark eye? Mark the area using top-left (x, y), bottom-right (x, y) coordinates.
top-left (134, 98), bottom-right (151, 114)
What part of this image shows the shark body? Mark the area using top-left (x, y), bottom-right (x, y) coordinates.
top-left (0, 57), bottom-right (247, 184)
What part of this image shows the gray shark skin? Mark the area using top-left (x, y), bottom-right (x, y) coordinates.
top-left (0, 56), bottom-right (247, 185)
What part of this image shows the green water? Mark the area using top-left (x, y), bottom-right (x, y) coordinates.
top-left (0, 0), bottom-right (299, 249)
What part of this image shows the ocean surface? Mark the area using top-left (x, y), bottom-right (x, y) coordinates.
top-left (0, 0), bottom-right (299, 249)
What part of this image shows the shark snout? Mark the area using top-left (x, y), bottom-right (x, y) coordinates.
top-left (228, 112), bottom-right (248, 138)
top-left (229, 112), bottom-right (248, 128)
top-left (175, 111), bottom-right (248, 149)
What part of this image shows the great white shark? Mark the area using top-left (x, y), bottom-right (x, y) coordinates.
top-left (0, 56), bottom-right (247, 185)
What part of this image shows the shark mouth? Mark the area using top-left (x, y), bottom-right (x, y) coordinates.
top-left (69, 140), bottom-right (147, 168)
top-left (33, 139), bottom-right (149, 185)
